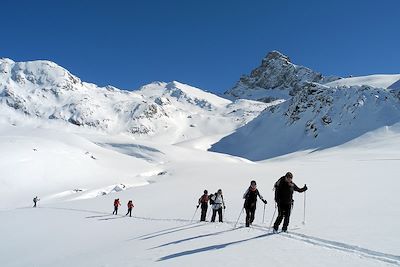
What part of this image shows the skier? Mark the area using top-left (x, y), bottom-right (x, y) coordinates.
top-left (33, 196), bottom-right (40, 208)
top-left (243, 180), bottom-right (267, 227)
top-left (113, 198), bottom-right (121, 215)
top-left (273, 172), bottom-right (307, 232)
top-left (210, 189), bottom-right (225, 222)
top-left (197, 190), bottom-right (209, 221)
top-left (125, 200), bottom-right (134, 217)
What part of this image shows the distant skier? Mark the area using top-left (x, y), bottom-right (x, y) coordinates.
top-left (210, 189), bottom-right (225, 222)
top-left (243, 180), bottom-right (267, 227)
top-left (125, 200), bottom-right (134, 217)
top-left (33, 196), bottom-right (40, 208)
top-left (273, 172), bottom-right (307, 232)
top-left (113, 198), bottom-right (121, 215)
top-left (197, 190), bottom-right (209, 221)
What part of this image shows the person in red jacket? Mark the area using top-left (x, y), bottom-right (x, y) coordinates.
top-left (126, 200), bottom-right (134, 217)
top-left (113, 198), bottom-right (121, 215)
top-left (197, 190), bottom-right (209, 221)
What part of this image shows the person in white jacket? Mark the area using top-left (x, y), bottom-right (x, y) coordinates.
top-left (210, 189), bottom-right (225, 222)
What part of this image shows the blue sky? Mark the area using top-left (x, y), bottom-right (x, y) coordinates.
top-left (2, 0), bottom-right (399, 93)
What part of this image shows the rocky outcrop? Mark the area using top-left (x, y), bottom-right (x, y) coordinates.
top-left (224, 51), bottom-right (339, 102)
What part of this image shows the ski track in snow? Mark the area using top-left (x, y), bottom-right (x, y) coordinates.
top-left (42, 206), bottom-right (400, 265)
top-left (281, 232), bottom-right (400, 266)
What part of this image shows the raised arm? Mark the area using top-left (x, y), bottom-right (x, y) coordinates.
top-left (294, 183), bottom-right (308, 193)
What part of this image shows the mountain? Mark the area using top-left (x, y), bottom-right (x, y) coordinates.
top-left (0, 58), bottom-right (269, 145)
top-left (212, 78), bottom-right (400, 160)
top-left (1, 55), bottom-right (400, 267)
top-left (224, 50), bottom-right (339, 103)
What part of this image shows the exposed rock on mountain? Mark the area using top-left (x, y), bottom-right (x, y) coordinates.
top-left (224, 50), bottom-right (339, 102)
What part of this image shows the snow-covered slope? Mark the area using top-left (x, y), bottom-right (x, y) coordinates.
top-left (224, 51), bottom-right (339, 103)
top-left (325, 74), bottom-right (400, 90)
top-left (1, 54), bottom-right (400, 267)
top-left (1, 122), bottom-right (400, 267)
top-left (212, 82), bottom-right (400, 160)
top-left (0, 58), bottom-right (269, 145)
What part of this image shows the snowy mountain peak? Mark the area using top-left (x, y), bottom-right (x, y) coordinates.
top-left (213, 82), bottom-right (400, 160)
top-left (262, 50), bottom-right (291, 64)
top-left (0, 58), bottom-right (269, 144)
top-left (224, 50), bottom-right (339, 103)
top-left (0, 58), bottom-right (83, 92)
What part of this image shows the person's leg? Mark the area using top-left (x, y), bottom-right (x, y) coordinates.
top-left (245, 207), bottom-right (251, 227)
top-left (282, 204), bottom-right (292, 231)
top-left (249, 205), bottom-right (256, 224)
top-left (200, 206), bottom-right (207, 221)
top-left (273, 204), bottom-right (284, 231)
top-left (211, 209), bottom-right (217, 222)
top-left (218, 208), bottom-right (223, 222)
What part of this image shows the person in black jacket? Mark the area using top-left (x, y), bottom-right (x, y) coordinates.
top-left (273, 172), bottom-right (307, 232)
top-left (243, 180), bottom-right (267, 227)
top-left (197, 190), bottom-right (209, 221)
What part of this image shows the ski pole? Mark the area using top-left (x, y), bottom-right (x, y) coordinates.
top-left (302, 191), bottom-right (306, 225)
top-left (262, 203), bottom-right (266, 224)
top-left (268, 203), bottom-right (277, 230)
top-left (191, 206), bottom-right (199, 222)
top-left (233, 207), bottom-right (244, 229)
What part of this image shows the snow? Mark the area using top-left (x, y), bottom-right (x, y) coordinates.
top-left (211, 84), bottom-right (400, 160)
top-left (1, 57), bottom-right (400, 267)
top-left (1, 119), bottom-right (400, 267)
top-left (325, 74), bottom-right (400, 90)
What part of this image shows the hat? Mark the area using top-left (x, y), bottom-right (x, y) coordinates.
top-left (204, 189), bottom-right (208, 194)
top-left (250, 180), bottom-right (257, 185)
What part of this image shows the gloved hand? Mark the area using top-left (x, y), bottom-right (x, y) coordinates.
top-left (196, 205), bottom-right (199, 208)
top-left (223, 206), bottom-right (226, 209)
top-left (262, 199), bottom-right (267, 204)
top-left (304, 184), bottom-right (308, 191)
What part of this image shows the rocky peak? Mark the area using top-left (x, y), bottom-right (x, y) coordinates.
top-left (261, 50), bottom-right (291, 65)
top-left (224, 50), bottom-right (338, 103)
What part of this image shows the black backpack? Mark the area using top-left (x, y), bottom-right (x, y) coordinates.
top-left (209, 194), bottom-right (215, 205)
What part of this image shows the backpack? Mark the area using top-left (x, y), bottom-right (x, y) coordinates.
top-left (209, 194), bottom-right (215, 205)
top-left (274, 177), bottom-right (284, 202)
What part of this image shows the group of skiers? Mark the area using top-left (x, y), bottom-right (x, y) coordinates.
top-left (197, 172), bottom-right (307, 232)
top-left (197, 189), bottom-right (226, 222)
top-left (112, 198), bottom-right (135, 217)
top-left (32, 171), bottom-right (307, 232)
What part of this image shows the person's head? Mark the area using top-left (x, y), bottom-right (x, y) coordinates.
top-left (250, 180), bottom-right (257, 190)
top-left (217, 189), bottom-right (222, 195)
top-left (204, 189), bottom-right (208, 194)
top-left (285, 172), bottom-right (293, 182)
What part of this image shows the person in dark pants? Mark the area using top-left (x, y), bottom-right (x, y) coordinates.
top-left (33, 196), bottom-right (40, 208)
top-left (243, 180), bottom-right (267, 227)
top-left (273, 172), bottom-right (307, 232)
top-left (210, 189), bottom-right (225, 222)
top-left (126, 200), bottom-right (134, 217)
top-left (113, 198), bottom-right (121, 215)
top-left (198, 190), bottom-right (209, 221)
